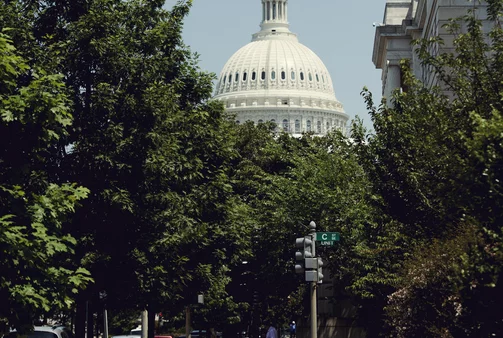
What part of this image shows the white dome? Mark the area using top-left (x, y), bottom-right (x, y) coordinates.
top-left (213, 0), bottom-right (348, 136)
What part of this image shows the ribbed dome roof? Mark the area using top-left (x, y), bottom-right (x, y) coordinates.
top-left (214, 39), bottom-right (337, 100)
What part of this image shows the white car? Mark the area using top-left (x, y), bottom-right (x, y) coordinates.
top-left (6, 326), bottom-right (72, 338)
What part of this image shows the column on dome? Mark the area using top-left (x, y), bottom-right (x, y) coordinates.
top-left (284, 0), bottom-right (288, 23)
top-left (261, 0), bottom-right (288, 24)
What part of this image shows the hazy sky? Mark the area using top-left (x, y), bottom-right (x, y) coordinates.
top-left (164, 0), bottom-right (387, 130)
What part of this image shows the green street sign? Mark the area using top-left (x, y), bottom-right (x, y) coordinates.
top-left (315, 232), bottom-right (340, 242)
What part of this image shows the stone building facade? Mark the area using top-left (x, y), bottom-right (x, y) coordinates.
top-left (372, 0), bottom-right (488, 101)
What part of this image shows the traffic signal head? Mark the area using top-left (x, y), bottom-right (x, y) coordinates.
top-left (317, 257), bottom-right (324, 284)
top-left (304, 257), bottom-right (324, 283)
top-left (294, 236), bottom-right (313, 274)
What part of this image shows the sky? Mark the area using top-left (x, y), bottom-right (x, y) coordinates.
top-left (163, 0), bottom-right (387, 130)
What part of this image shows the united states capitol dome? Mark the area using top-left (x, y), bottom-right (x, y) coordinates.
top-left (214, 0), bottom-right (348, 136)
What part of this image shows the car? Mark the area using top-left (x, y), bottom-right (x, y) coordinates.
top-left (5, 326), bottom-right (72, 338)
top-left (178, 330), bottom-right (206, 338)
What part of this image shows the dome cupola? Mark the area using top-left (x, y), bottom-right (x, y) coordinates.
top-left (214, 0), bottom-right (348, 136)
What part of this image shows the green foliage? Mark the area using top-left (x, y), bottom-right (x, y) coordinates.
top-left (0, 32), bottom-right (91, 332)
top-left (358, 0), bottom-right (503, 335)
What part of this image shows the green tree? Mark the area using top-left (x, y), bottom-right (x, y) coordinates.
top-left (0, 32), bottom-right (91, 333)
top-left (3, 0), bottom-right (252, 333)
top-left (359, 0), bottom-right (503, 335)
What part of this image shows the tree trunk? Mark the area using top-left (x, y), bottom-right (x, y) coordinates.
top-left (86, 301), bottom-right (94, 338)
top-left (75, 298), bottom-right (86, 338)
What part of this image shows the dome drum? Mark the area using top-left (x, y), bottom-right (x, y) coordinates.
top-left (233, 110), bottom-right (347, 136)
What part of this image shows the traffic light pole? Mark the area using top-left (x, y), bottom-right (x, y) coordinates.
top-left (309, 221), bottom-right (317, 338)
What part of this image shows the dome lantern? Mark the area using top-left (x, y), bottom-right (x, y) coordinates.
top-left (254, 0), bottom-right (296, 42)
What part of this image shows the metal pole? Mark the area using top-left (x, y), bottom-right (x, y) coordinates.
top-left (103, 309), bottom-right (108, 338)
top-left (185, 306), bottom-right (192, 338)
top-left (309, 221), bottom-right (317, 338)
top-left (310, 283), bottom-right (317, 338)
top-left (141, 310), bottom-right (148, 338)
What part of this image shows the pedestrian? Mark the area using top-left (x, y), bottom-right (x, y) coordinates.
top-left (266, 323), bottom-right (278, 338)
top-left (289, 321), bottom-right (296, 338)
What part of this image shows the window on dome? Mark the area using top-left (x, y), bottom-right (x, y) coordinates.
top-left (322, 75), bottom-right (325, 83)
top-left (316, 74), bottom-right (319, 82)
top-left (243, 72), bottom-right (247, 81)
top-left (258, 119), bottom-right (263, 124)
top-left (228, 74), bottom-right (232, 83)
top-left (252, 71), bottom-right (256, 81)
top-left (281, 71), bottom-right (286, 80)
top-left (300, 72), bottom-right (304, 81)
top-left (295, 120), bottom-right (300, 133)
top-left (283, 119), bottom-right (289, 131)
top-left (271, 71), bottom-right (276, 80)
top-left (235, 73), bottom-right (239, 82)
top-left (306, 120), bottom-right (311, 132)
top-left (261, 71), bottom-right (266, 80)
top-left (291, 71), bottom-right (295, 80)
top-left (317, 121), bottom-right (322, 133)
top-left (223, 76), bottom-right (226, 84)
top-left (309, 73), bottom-right (313, 81)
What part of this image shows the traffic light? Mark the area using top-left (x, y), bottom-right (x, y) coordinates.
top-left (294, 236), bottom-right (313, 274)
top-left (317, 257), bottom-right (324, 284)
top-left (304, 257), bottom-right (324, 283)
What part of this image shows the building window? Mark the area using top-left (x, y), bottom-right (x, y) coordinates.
top-left (316, 74), bottom-right (319, 82)
top-left (291, 71), bottom-right (295, 80)
top-left (228, 74), bottom-right (232, 83)
top-left (300, 72), bottom-right (304, 81)
top-left (236, 120), bottom-right (240, 125)
top-left (271, 70), bottom-right (276, 80)
top-left (295, 120), bottom-right (300, 133)
top-left (283, 119), bottom-right (289, 131)
top-left (258, 119), bottom-right (263, 123)
top-left (322, 75), bottom-right (325, 83)
top-left (317, 121), bottom-right (322, 134)
top-left (243, 72), bottom-right (247, 81)
top-left (261, 71), bottom-right (266, 80)
top-left (281, 71), bottom-right (286, 80)
top-left (326, 121), bottom-right (330, 131)
top-left (307, 120), bottom-right (311, 132)
top-left (235, 73), bottom-right (239, 82)
top-left (223, 76), bottom-right (226, 84)
top-left (252, 71), bottom-right (256, 81)
top-left (309, 73), bottom-right (313, 81)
